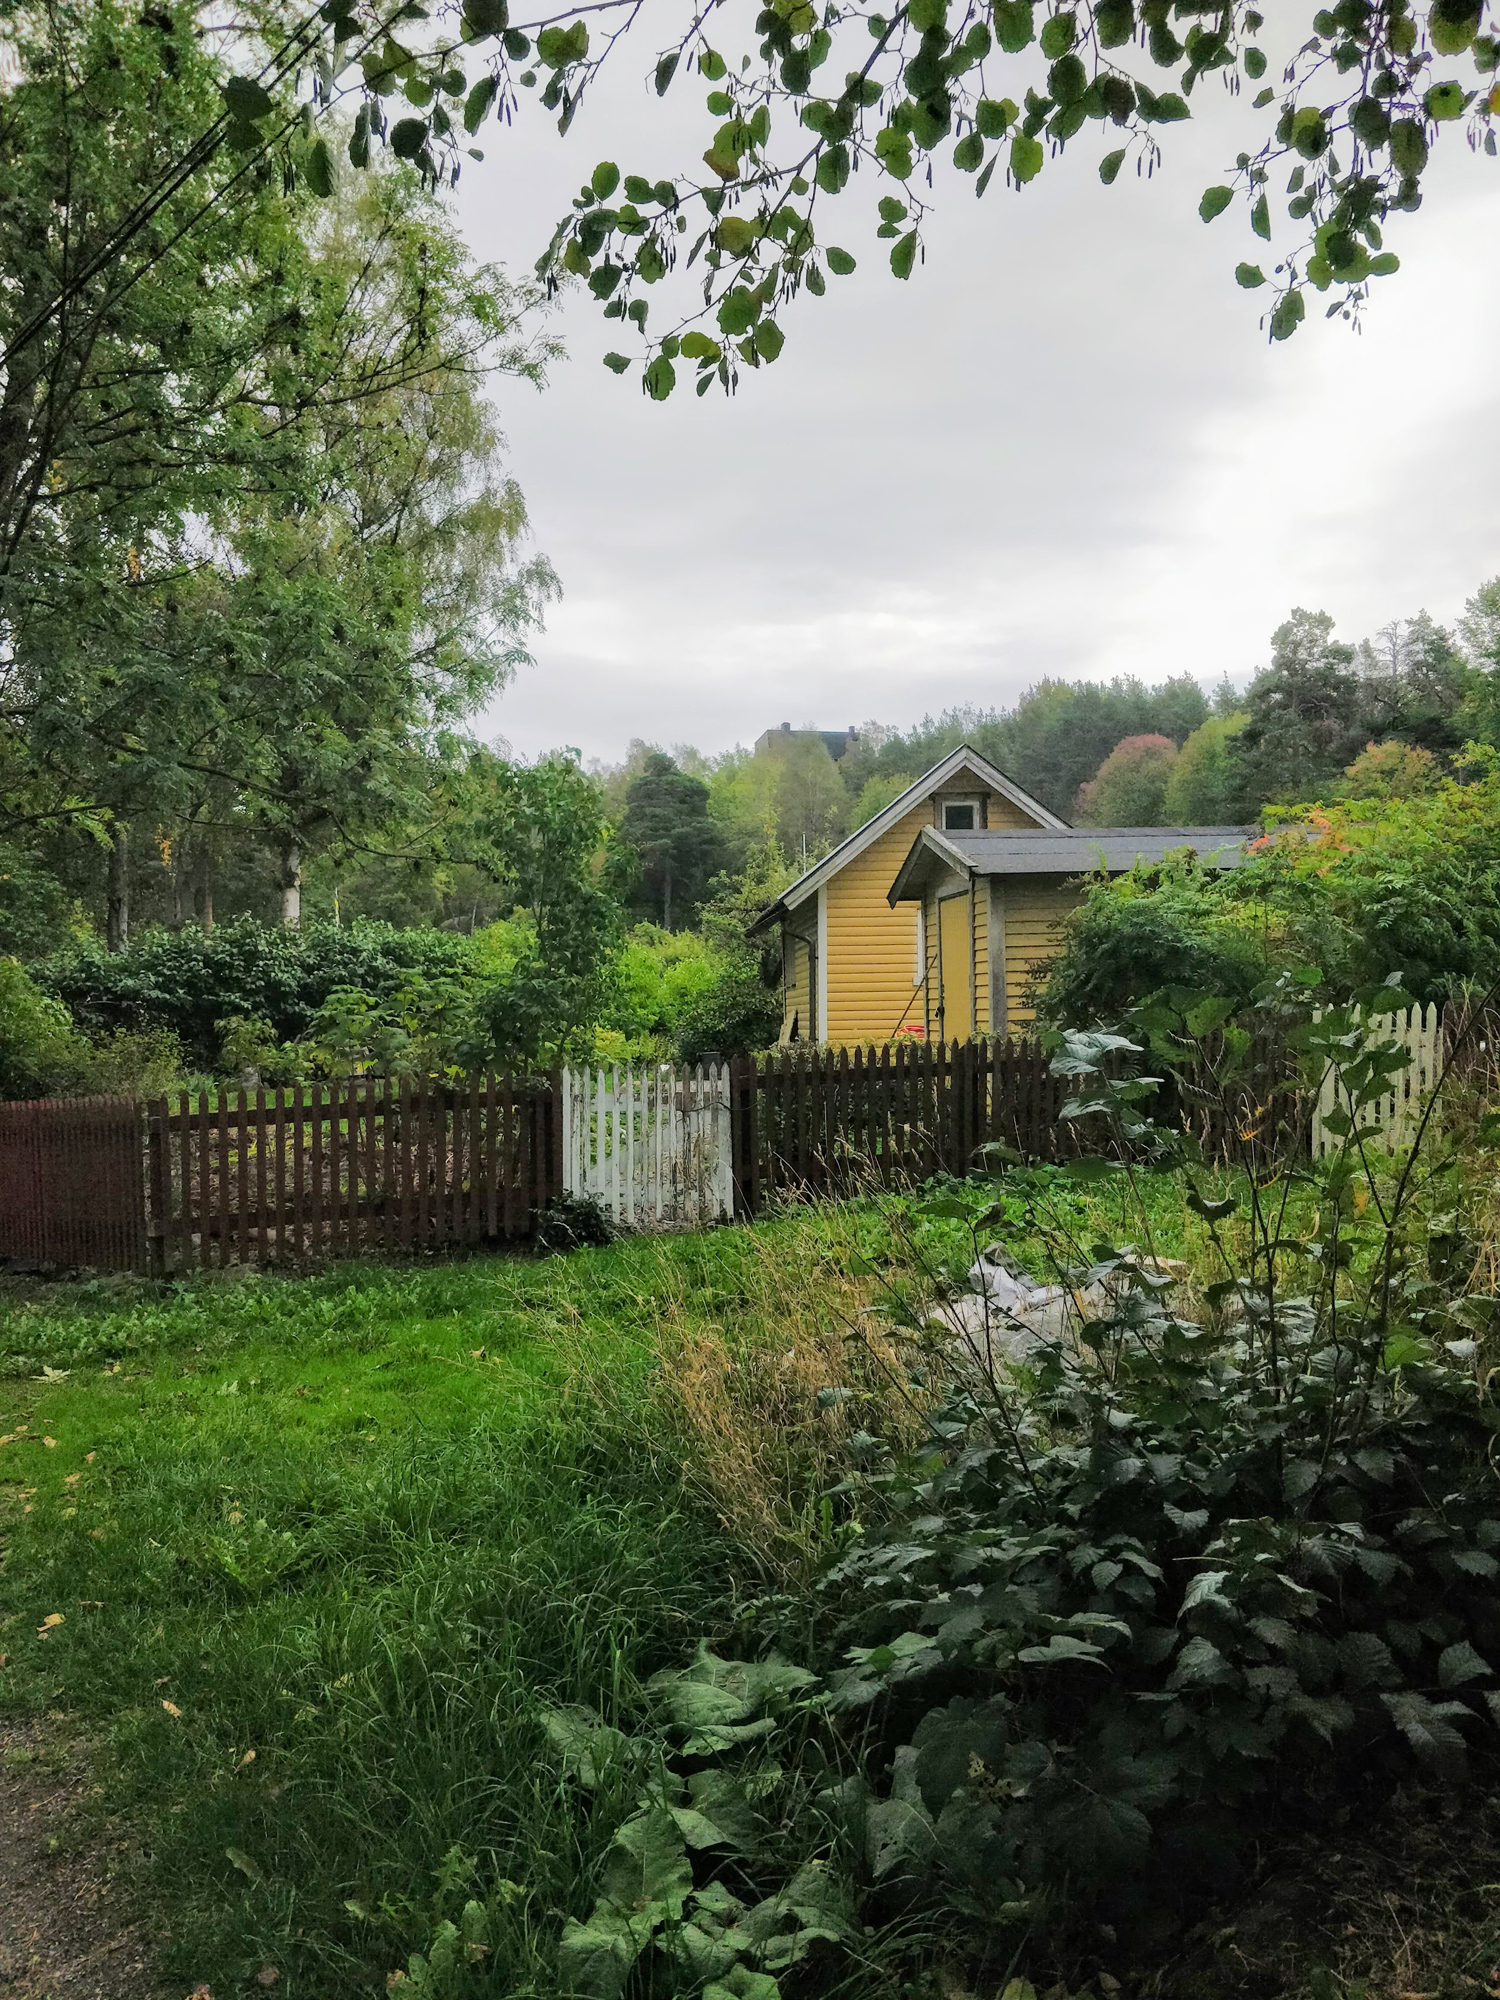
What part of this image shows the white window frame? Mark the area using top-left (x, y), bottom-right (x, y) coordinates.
top-left (939, 795), bottom-right (982, 833)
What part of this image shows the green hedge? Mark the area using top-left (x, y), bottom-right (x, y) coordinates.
top-left (39, 919), bottom-right (481, 1067)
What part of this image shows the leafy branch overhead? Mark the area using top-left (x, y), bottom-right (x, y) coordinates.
top-left (233, 1), bottom-right (1499, 396)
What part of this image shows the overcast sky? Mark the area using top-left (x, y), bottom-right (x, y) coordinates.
top-left (452, 47), bottom-right (1500, 768)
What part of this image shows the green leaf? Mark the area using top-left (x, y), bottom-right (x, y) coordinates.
top-left (680, 331), bottom-right (721, 360)
top-left (464, 76), bottom-right (498, 133)
top-left (461, 0), bottom-right (510, 32)
top-left (1018, 1633), bottom-right (1106, 1666)
top-left (993, 0), bottom-right (1036, 52)
top-left (1382, 1331), bottom-right (1430, 1370)
top-left (1095, 0), bottom-right (1134, 48)
top-left (715, 215), bottom-right (759, 256)
top-left (1235, 260), bottom-right (1265, 287)
top-left (602, 352), bottom-right (631, 374)
top-left (1010, 132), bottom-right (1044, 183)
top-left (703, 1972), bottom-right (781, 2000)
top-left (1430, 0), bottom-right (1482, 52)
top-left (753, 319), bottom-right (785, 361)
top-left (1336, 1630), bottom-right (1400, 1690)
top-left (305, 136), bottom-right (334, 198)
top-left (1199, 184), bottom-right (1233, 223)
top-left (825, 246), bottom-right (856, 274)
top-left (1250, 192), bottom-right (1270, 239)
top-left (717, 287), bottom-right (759, 335)
top-left (591, 161), bottom-right (621, 198)
top-left (1390, 118), bottom-right (1429, 175)
top-left (1039, 10), bottom-right (1077, 58)
top-left (600, 1807), bottom-right (693, 1915)
top-left (557, 1909), bottom-right (639, 2000)
top-left (225, 1845), bottom-right (264, 1884)
top-left (1424, 80), bottom-right (1468, 120)
top-left (541, 1704), bottom-right (633, 1787)
top-left (537, 21), bottom-right (589, 69)
top-left (654, 51), bottom-right (679, 95)
top-left (643, 354), bottom-right (677, 400)
top-left (390, 117), bottom-right (429, 160)
top-left (954, 130), bottom-right (985, 171)
top-left (1099, 146), bottom-right (1126, 183)
top-left (1439, 1640), bottom-right (1490, 1687)
top-left (890, 229), bottom-right (917, 278)
top-left (1187, 1192), bottom-right (1237, 1221)
top-left (1369, 251), bottom-right (1400, 276)
top-left (222, 76), bottom-right (273, 123)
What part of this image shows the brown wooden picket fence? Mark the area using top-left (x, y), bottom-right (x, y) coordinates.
top-left (728, 1037), bottom-right (1079, 1210)
top-left (143, 1075), bottom-right (559, 1273)
top-left (4, 1016), bottom-right (1473, 1273)
top-left (0, 1096), bottom-right (150, 1272)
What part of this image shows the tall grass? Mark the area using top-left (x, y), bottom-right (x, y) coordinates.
top-left (0, 1217), bottom-right (921, 1995)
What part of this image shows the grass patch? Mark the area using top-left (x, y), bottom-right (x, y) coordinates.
top-left (0, 1221), bottom-right (881, 1997)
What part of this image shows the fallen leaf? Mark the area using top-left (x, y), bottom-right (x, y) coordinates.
top-left (188, 1986), bottom-right (213, 1998)
top-left (42, 1436), bottom-right (56, 1448)
top-left (255, 1967), bottom-right (279, 1987)
top-left (64, 1473), bottom-right (81, 1487)
top-left (84, 1450), bottom-right (96, 1461)
top-left (238, 1749), bottom-right (256, 1768)
top-left (225, 1846), bottom-right (263, 1884)
top-left (0, 1653), bottom-right (9, 1669)
top-left (387, 1975), bottom-right (407, 1993)
top-left (40, 1612), bottom-right (65, 1630)
top-left (161, 1700), bottom-right (182, 1718)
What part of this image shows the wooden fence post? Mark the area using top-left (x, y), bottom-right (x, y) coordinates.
top-left (146, 1099), bottom-right (169, 1276)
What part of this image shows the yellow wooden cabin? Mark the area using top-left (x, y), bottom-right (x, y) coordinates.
top-left (751, 745), bottom-right (1251, 1047)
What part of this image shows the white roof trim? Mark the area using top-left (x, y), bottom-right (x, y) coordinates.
top-left (752, 744), bottom-right (1066, 929)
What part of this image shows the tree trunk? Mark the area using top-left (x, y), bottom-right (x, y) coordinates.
top-left (105, 824), bottom-right (130, 954)
top-left (194, 848), bottom-right (214, 934)
top-left (278, 837), bottom-right (302, 928)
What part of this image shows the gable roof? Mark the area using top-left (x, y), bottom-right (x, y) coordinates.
top-left (887, 823), bottom-right (1256, 905)
top-left (749, 744), bottom-right (1067, 934)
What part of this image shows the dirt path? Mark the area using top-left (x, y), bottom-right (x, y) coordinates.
top-left (0, 1718), bottom-right (161, 2000)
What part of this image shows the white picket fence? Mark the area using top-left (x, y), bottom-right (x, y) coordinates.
top-left (560, 1062), bottom-right (735, 1231)
top-left (1310, 1004), bottom-right (1444, 1158)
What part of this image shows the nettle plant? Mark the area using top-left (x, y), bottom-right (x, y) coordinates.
top-left (207, 3), bottom-right (1500, 400)
top-left (549, 977), bottom-right (1500, 1995)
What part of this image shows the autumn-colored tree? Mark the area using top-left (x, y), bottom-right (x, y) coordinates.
top-left (1074, 733), bottom-right (1178, 826)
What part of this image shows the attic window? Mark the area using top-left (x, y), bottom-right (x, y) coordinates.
top-left (942, 801), bottom-right (977, 832)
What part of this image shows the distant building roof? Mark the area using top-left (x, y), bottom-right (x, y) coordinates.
top-left (754, 723), bottom-right (861, 762)
top-left (887, 825), bottom-right (1255, 904)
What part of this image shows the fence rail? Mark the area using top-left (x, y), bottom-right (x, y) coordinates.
top-left (0, 1008), bottom-right (1486, 1274)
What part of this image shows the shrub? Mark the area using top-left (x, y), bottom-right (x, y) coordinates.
top-left (548, 986), bottom-right (1500, 1996)
top-left (0, 957), bottom-right (87, 1098)
top-left (1039, 858), bottom-right (1288, 1026)
top-left (39, 919), bottom-right (483, 1067)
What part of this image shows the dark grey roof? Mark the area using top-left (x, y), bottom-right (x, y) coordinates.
top-left (888, 824), bottom-right (1254, 904)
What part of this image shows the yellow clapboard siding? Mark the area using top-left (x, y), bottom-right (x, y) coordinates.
top-left (1002, 877), bottom-right (1079, 1027)
top-left (822, 802), bottom-right (937, 1046)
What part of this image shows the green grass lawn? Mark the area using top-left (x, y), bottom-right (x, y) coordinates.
top-left (0, 1232), bottom-right (828, 1998)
